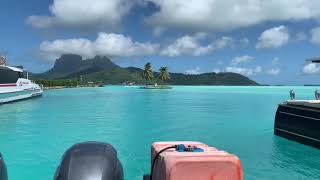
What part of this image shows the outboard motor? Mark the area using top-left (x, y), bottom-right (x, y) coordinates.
top-left (0, 153), bottom-right (7, 180)
top-left (54, 142), bottom-right (123, 180)
top-left (289, 90), bottom-right (295, 100)
top-left (315, 90), bottom-right (320, 100)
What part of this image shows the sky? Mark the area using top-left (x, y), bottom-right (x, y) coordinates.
top-left (2, 0), bottom-right (320, 85)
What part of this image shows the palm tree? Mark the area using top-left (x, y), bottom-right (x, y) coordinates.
top-left (143, 62), bottom-right (153, 85)
top-left (158, 67), bottom-right (170, 84)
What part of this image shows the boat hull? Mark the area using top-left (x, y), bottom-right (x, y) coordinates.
top-left (0, 89), bottom-right (43, 104)
top-left (274, 104), bottom-right (320, 149)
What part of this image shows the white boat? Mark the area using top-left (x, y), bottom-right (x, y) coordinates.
top-left (0, 58), bottom-right (43, 104)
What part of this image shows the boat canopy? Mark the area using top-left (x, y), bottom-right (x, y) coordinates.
top-left (0, 65), bottom-right (23, 72)
top-left (0, 66), bottom-right (25, 84)
top-left (306, 58), bottom-right (320, 63)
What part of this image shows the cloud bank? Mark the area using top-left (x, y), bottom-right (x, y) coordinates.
top-left (161, 35), bottom-right (234, 57)
top-left (27, 0), bottom-right (134, 30)
top-left (256, 26), bottom-right (289, 49)
top-left (39, 32), bottom-right (246, 60)
top-left (303, 63), bottom-right (320, 74)
top-left (310, 27), bottom-right (320, 45)
top-left (225, 66), bottom-right (262, 76)
top-left (231, 55), bottom-right (254, 65)
top-left (146, 0), bottom-right (320, 32)
top-left (28, 0), bottom-right (320, 34)
top-left (266, 68), bottom-right (281, 75)
top-left (39, 33), bottom-right (159, 60)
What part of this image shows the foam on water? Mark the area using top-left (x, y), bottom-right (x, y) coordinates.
top-left (0, 86), bottom-right (320, 180)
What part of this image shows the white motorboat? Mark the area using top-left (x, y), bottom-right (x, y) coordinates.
top-left (0, 57), bottom-right (42, 104)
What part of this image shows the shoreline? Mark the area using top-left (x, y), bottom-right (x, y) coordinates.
top-left (43, 85), bottom-right (104, 90)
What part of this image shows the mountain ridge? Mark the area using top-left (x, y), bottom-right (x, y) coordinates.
top-left (31, 54), bottom-right (259, 86)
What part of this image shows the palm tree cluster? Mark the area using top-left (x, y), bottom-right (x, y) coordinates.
top-left (158, 67), bottom-right (170, 82)
top-left (143, 62), bottom-right (153, 83)
top-left (142, 62), bottom-right (170, 85)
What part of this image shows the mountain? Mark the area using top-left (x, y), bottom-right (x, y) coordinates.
top-left (36, 54), bottom-right (119, 79)
top-left (31, 54), bottom-right (259, 86)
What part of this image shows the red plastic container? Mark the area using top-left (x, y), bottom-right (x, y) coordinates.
top-left (151, 141), bottom-right (243, 180)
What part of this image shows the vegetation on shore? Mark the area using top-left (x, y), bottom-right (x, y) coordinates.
top-left (34, 78), bottom-right (103, 89)
top-left (35, 79), bottom-right (79, 87)
top-left (158, 66), bottom-right (170, 84)
top-left (30, 54), bottom-right (259, 86)
top-left (143, 62), bottom-right (153, 85)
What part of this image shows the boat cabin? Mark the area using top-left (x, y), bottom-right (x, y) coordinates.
top-left (306, 57), bottom-right (320, 63)
top-left (0, 66), bottom-right (25, 84)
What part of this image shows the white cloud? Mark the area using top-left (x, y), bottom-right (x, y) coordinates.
top-left (213, 69), bottom-right (221, 73)
top-left (161, 35), bottom-right (204, 57)
top-left (185, 67), bottom-right (201, 74)
top-left (213, 36), bottom-right (234, 49)
top-left (161, 35), bottom-right (233, 57)
top-left (256, 25), bottom-right (289, 49)
top-left (216, 61), bottom-right (224, 65)
top-left (39, 32), bottom-right (249, 60)
top-left (39, 32), bottom-right (159, 60)
top-left (231, 55), bottom-right (254, 65)
top-left (152, 26), bottom-right (167, 37)
top-left (267, 68), bottom-right (281, 75)
top-left (295, 32), bottom-right (307, 41)
top-left (310, 27), bottom-right (320, 45)
top-left (225, 66), bottom-right (262, 76)
top-left (27, 0), bottom-right (134, 30)
top-left (145, 0), bottom-right (320, 32)
top-left (303, 63), bottom-right (320, 74)
top-left (272, 57), bottom-right (280, 65)
top-left (239, 38), bottom-right (250, 48)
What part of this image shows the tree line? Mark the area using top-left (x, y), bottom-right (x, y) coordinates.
top-left (35, 79), bottom-right (79, 87)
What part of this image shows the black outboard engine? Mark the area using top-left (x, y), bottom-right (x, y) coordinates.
top-left (0, 153), bottom-right (7, 180)
top-left (54, 142), bottom-right (123, 180)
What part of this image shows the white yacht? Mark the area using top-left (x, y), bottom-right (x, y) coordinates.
top-left (0, 56), bottom-right (43, 104)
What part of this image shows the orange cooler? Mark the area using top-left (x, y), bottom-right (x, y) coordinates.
top-left (150, 141), bottom-right (243, 180)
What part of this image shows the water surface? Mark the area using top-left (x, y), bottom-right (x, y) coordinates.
top-left (0, 86), bottom-right (320, 180)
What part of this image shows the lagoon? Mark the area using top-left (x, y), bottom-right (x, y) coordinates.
top-left (0, 86), bottom-right (320, 180)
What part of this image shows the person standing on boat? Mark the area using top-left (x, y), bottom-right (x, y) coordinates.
top-left (315, 90), bottom-right (320, 100)
top-left (290, 90), bottom-right (295, 100)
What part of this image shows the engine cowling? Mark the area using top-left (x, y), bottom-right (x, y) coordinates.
top-left (54, 142), bottom-right (123, 180)
top-left (0, 153), bottom-right (7, 180)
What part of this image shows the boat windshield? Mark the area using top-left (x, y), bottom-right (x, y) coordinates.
top-left (306, 58), bottom-right (320, 63)
top-left (0, 68), bottom-right (24, 84)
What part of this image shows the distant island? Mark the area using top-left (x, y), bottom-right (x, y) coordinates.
top-left (31, 54), bottom-right (259, 87)
top-left (304, 84), bottom-right (320, 86)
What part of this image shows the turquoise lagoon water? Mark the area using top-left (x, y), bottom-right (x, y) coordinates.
top-left (1, 86), bottom-right (320, 180)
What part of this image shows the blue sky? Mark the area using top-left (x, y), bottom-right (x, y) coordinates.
top-left (2, 0), bottom-right (320, 85)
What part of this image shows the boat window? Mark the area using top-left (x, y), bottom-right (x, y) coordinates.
top-left (0, 69), bottom-right (20, 84)
top-left (18, 72), bottom-right (25, 78)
